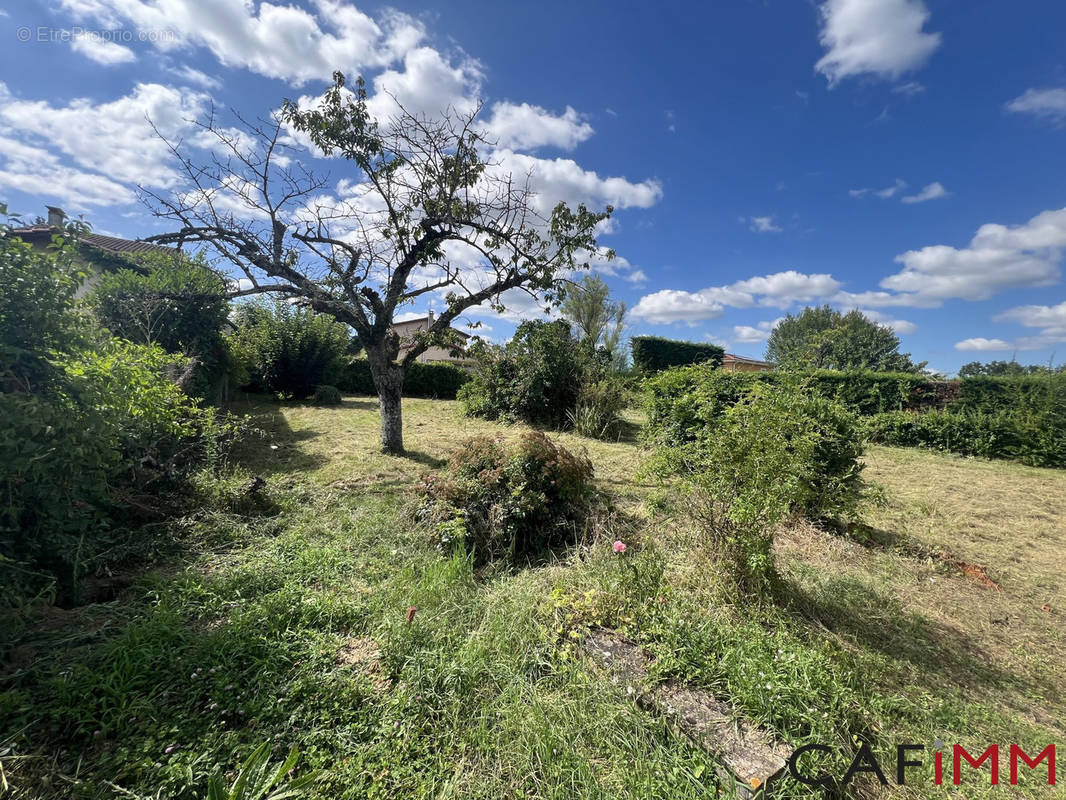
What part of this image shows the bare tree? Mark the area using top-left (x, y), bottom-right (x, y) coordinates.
top-left (143, 73), bottom-right (611, 453)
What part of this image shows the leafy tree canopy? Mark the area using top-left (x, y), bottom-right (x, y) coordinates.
top-left (765, 305), bottom-right (925, 373)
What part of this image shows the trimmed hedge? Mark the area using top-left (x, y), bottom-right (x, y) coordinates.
top-left (644, 363), bottom-right (1066, 468)
top-left (338, 359), bottom-right (470, 399)
top-left (645, 365), bottom-right (950, 442)
top-left (950, 374), bottom-right (1064, 416)
top-left (864, 409), bottom-right (1066, 469)
top-left (631, 336), bottom-right (724, 374)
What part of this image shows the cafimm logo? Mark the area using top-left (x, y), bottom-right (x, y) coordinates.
top-left (787, 740), bottom-right (1056, 789)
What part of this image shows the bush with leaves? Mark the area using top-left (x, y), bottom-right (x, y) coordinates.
top-left (312, 384), bottom-right (342, 405)
top-left (228, 299), bottom-right (351, 399)
top-left (90, 252), bottom-right (230, 401)
top-left (420, 432), bottom-right (595, 564)
top-left (630, 335), bottom-right (724, 374)
top-left (0, 232), bottom-right (234, 602)
top-left (340, 358), bottom-right (469, 399)
top-left (864, 406), bottom-right (1066, 468)
top-left (568, 376), bottom-right (629, 440)
top-left (458, 320), bottom-right (584, 427)
top-left (653, 382), bottom-right (866, 594)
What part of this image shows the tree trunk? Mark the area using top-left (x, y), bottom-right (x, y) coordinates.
top-left (367, 348), bottom-right (406, 453)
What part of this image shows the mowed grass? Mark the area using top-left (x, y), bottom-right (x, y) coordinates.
top-left (1, 395), bottom-right (1063, 799)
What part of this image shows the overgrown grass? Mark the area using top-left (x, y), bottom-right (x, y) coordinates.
top-left (2, 396), bottom-right (1063, 798)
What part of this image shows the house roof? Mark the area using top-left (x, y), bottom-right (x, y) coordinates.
top-left (10, 224), bottom-right (176, 256)
top-left (392, 315), bottom-right (470, 338)
top-left (723, 353), bottom-right (770, 366)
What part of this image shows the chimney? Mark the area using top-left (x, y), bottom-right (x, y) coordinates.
top-left (46, 206), bottom-right (66, 228)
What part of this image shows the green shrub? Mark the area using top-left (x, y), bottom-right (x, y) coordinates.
top-left (630, 335), bottom-right (724, 374)
top-left (339, 358), bottom-right (470, 399)
top-left (568, 377), bottom-right (628, 440)
top-left (420, 432), bottom-right (595, 564)
top-left (654, 382), bottom-right (866, 594)
top-left (644, 365), bottom-right (956, 444)
top-left (0, 234), bottom-right (236, 602)
top-left (460, 320), bottom-right (583, 427)
top-left (89, 253), bottom-right (230, 402)
top-left (949, 373), bottom-right (1065, 417)
top-left (864, 407), bottom-right (1066, 468)
top-left (312, 384), bottom-right (342, 405)
top-left (228, 299), bottom-right (350, 400)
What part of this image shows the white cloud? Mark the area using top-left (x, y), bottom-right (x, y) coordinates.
top-left (749, 216), bottom-right (782, 233)
top-left (865, 206), bottom-right (1066, 306)
top-left (893, 81), bottom-right (925, 96)
top-left (365, 46), bottom-right (482, 121)
top-left (490, 149), bottom-right (662, 216)
top-left (0, 136), bottom-right (135, 208)
top-left (165, 64), bottom-right (222, 90)
top-left (1006, 88), bottom-right (1066, 124)
top-left (631, 289), bottom-right (729, 324)
top-left (0, 82), bottom-right (209, 189)
top-left (583, 249), bottom-right (647, 285)
top-left (632, 270), bottom-right (841, 324)
top-left (70, 31), bottom-right (136, 65)
top-left (733, 270), bottom-right (842, 308)
top-left (901, 181), bottom-right (947, 204)
top-left (59, 0), bottom-right (426, 86)
top-left (850, 178), bottom-right (906, 198)
top-left (993, 300), bottom-right (1066, 350)
top-left (955, 338), bottom-right (1011, 352)
top-left (815, 0), bottom-right (941, 86)
top-left (483, 102), bottom-right (593, 151)
top-left (995, 301), bottom-right (1066, 331)
top-left (855, 308), bottom-right (917, 334)
top-left (732, 319), bottom-right (782, 343)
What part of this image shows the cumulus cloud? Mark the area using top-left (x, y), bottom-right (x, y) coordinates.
top-left (1006, 87), bottom-right (1066, 124)
top-left (490, 149), bottom-right (662, 216)
top-left (748, 216), bottom-right (782, 233)
top-left (365, 46), bottom-right (482, 121)
top-left (854, 308), bottom-right (918, 334)
top-left (165, 64), bottom-right (222, 90)
top-left (732, 319), bottom-right (782, 343)
top-left (815, 0), bottom-right (941, 86)
top-left (0, 136), bottom-right (136, 208)
top-left (993, 300), bottom-right (1066, 349)
top-left (955, 337), bottom-right (1011, 352)
top-left (483, 102), bottom-right (593, 151)
top-left (59, 0), bottom-right (426, 86)
top-left (70, 32), bottom-right (136, 65)
top-left (632, 270), bottom-right (841, 324)
top-left (733, 271), bottom-right (842, 308)
top-left (901, 181), bottom-right (948, 204)
top-left (0, 82), bottom-right (209, 189)
top-left (856, 206), bottom-right (1066, 306)
top-left (630, 289), bottom-right (730, 324)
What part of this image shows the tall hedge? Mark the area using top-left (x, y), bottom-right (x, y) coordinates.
top-left (643, 362), bottom-right (1066, 468)
top-left (631, 336), bottom-right (724, 373)
top-left (339, 359), bottom-right (470, 399)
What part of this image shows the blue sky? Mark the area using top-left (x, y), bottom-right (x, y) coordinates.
top-left (2, 0), bottom-right (1065, 373)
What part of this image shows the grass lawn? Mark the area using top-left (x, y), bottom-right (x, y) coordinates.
top-left (2, 395), bottom-right (1064, 798)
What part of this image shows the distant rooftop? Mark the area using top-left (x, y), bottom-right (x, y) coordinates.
top-left (723, 353), bottom-right (769, 365)
top-left (9, 205), bottom-right (175, 256)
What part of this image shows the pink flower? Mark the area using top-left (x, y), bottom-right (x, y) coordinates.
top-left (613, 540), bottom-right (626, 554)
